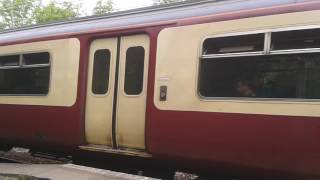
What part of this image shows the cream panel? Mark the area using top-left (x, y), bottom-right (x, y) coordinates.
top-left (116, 35), bottom-right (150, 149)
top-left (85, 38), bottom-right (117, 146)
top-left (0, 38), bottom-right (80, 107)
top-left (155, 10), bottom-right (320, 117)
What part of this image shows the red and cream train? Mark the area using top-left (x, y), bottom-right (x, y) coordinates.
top-left (1, 0), bottom-right (320, 178)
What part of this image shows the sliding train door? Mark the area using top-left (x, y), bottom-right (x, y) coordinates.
top-left (84, 35), bottom-right (150, 153)
top-left (116, 35), bottom-right (150, 150)
top-left (85, 38), bottom-right (117, 146)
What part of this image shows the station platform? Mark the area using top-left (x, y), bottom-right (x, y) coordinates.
top-left (0, 163), bottom-right (158, 180)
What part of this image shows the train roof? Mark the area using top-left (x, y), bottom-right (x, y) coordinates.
top-left (0, 0), bottom-right (317, 44)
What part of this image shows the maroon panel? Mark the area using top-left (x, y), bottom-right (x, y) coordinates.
top-left (147, 109), bottom-right (320, 175)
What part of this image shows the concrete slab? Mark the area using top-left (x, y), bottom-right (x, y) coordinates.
top-left (0, 163), bottom-right (158, 180)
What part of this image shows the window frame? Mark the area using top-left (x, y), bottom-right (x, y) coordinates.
top-left (198, 26), bottom-right (320, 102)
top-left (0, 51), bottom-right (52, 97)
top-left (200, 31), bottom-right (269, 59)
top-left (123, 46), bottom-right (146, 97)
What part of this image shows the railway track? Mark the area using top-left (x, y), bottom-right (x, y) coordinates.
top-left (0, 147), bottom-right (71, 164)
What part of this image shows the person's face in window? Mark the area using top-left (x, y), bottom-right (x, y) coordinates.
top-left (236, 81), bottom-right (256, 97)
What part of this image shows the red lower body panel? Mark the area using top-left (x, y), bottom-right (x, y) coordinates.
top-left (147, 110), bottom-right (320, 176)
top-left (0, 105), bottom-right (83, 149)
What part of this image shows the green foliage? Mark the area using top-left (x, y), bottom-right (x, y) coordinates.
top-left (0, 0), bottom-right (40, 29)
top-left (93, 0), bottom-right (114, 15)
top-left (153, 0), bottom-right (185, 5)
top-left (34, 1), bottom-right (81, 24)
top-left (0, 0), bottom-right (186, 31)
top-left (0, 22), bottom-right (6, 30)
top-left (0, 0), bottom-right (81, 30)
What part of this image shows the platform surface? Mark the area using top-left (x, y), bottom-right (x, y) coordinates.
top-left (0, 163), bottom-right (158, 180)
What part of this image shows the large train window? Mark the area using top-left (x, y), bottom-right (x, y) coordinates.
top-left (199, 53), bottom-right (320, 99)
top-left (124, 46), bottom-right (145, 95)
top-left (199, 29), bottom-right (320, 100)
top-left (202, 33), bottom-right (264, 55)
top-left (0, 52), bottom-right (50, 95)
top-left (92, 49), bottom-right (111, 95)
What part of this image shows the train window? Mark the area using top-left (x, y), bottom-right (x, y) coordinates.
top-left (124, 46), bottom-right (145, 95)
top-left (92, 49), bottom-right (111, 95)
top-left (0, 55), bottom-right (20, 67)
top-left (0, 67), bottom-right (50, 95)
top-left (22, 52), bottom-right (50, 65)
top-left (271, 28), bottom-right (320, 51)
top-left (0, 52), bottom-right (50, 95)
top-left (203, 33), bottom-right (265, 55)
top-left (199, 53), bottom-right (320, 99)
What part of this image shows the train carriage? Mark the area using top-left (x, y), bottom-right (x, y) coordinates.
top-left (0, 0), bottom-right (320, 178)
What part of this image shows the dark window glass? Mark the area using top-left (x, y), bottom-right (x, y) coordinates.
top-left (124, 46), bottom-right (145, 95)
top-left (0, 52), bottom-right (50, 95)
top-left (23, 52), bottom-right (50, 65)
top-left (203, 34), bottom-right (265, 55)
top-left (0, 55), bottom-right (20, 67)
top-left (0, 67), bottom-right (50, 95)
top-left (92, 49), bottom-right (111, 94)
top-left (271, 29), bottom-right (320, 50)
top-left (199, 53), bottom-right (320, 99)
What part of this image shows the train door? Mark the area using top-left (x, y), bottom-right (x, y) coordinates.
top-left (83, 35), bottom-right (150, 156)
